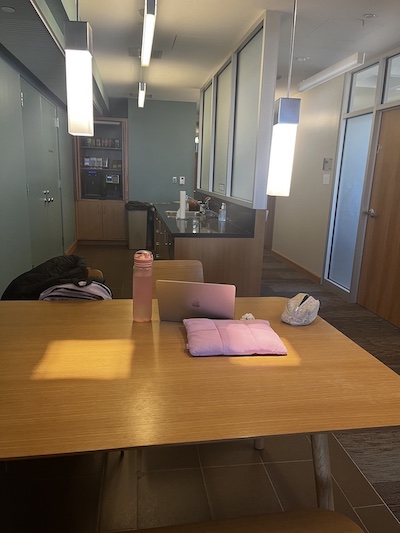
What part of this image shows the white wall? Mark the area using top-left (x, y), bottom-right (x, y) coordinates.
top-left (271, 75), bottom-right (345, 278)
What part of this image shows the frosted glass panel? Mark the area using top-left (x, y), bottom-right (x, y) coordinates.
top-left (384, 54), bottom-right (400, 104)
top-left (349, 64), bottom-right (378, 112)
top-left (213, 63), bottom-right (232, 195)
top-left (328, 114), bottom-right (372, 289)
top-left (231, 29), bottom-right (262, 201)
top-left (200, 85), bottom-right (212, 190)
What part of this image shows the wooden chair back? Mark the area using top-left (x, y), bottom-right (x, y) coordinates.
top-left (152, 260), bottom-right (204, 298)
top-left (117, 509), bottom-right (364, 533)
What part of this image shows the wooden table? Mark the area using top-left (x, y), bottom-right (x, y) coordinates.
top-left (2, 297), bottom-right (400, 509)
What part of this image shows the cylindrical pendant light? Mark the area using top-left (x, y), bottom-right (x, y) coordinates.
top-left (64, 19), bottom-right (94, 136)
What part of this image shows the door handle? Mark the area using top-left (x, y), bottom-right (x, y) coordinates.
top-left (365, 208), bottom-right (378, 218)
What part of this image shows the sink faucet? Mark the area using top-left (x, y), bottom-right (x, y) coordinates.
top-left (202, 197), bottom-right (218, 218)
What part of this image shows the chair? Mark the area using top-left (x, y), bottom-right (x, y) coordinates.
top-left (86, 267), bottom-right (104, 281)
top-left (151, 259), bottom-right (204, 298)
top-left (115, 508), bottom-right (363, 533)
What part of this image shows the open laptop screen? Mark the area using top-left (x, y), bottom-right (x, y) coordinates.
top-left (156, 280), bottom-right (236, 322)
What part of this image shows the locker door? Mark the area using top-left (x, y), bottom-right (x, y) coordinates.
top-left (21, 80), bottom-right (63, 266)
top-left (40, 96), bottom-right (63, 258)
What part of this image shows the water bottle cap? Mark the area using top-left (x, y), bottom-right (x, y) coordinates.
top-left (134, 249), bottom-right (153, 267)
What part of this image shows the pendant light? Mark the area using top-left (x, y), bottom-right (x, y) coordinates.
top-left (267, 0), bottom-right (300, 197)
top-left (141, 0), bottom-right (157, 67)
top-left (138, 82), bottom-right (146, 108)
top-left (64, 1), bottom-right (94, 136)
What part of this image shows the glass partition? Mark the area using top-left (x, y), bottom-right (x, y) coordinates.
top-left (348, 64), bottom-right (379, 112)
top-left (213, 63), bottom-right (232, 195)
top-left (199, 84), bottom-right (212, 191)
top-left (383, 53), bottom-right (400, 104)
top-left (231, 29), bottom-right (262, 201)
top-left (197, 15), bottom-right (278, 208)
top-left (327, 113), bottom-right (372, 290)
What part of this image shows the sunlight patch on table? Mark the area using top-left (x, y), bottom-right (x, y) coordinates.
top-left (31, 339), bottom-right (133, 380)
top-left (228, 339), bottom-right (300, 366)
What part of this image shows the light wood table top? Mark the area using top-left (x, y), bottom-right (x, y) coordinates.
top-left (1, 297), bottom-right (400, 461)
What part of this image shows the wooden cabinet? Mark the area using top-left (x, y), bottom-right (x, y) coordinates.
top-left (75, 117), bottom-right (128, 242)
top-left (173, 210), bottom-right (266, 296)
top-left (154, 213), bottom-right (173, 259)
top-left (153, 204), bottom-right (266, 295)
top-left (102, 202), bottom-right (128, 240)
top-left (76, 200), bottom-right (127, 241)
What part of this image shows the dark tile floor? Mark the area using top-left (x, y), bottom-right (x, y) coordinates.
top-left (1, 244), bottom-right (399, 533)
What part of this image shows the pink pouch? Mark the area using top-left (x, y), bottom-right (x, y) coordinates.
top-left (183, 318), bottom-right (287, 357)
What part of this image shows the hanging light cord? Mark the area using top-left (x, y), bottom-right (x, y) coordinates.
top-left (287, 0), bottom-right (298, 98)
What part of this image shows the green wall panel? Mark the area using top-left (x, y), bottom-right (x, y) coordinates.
top-left (128, 100), bottom-right (197, 203)
top-left (0, 57), bottom-right (32, 296)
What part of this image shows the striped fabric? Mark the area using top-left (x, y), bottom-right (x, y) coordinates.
top-left (39, 281), bottom-right (112, 301)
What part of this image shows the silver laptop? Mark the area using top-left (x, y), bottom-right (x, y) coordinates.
top-left (156, 280), bottom-right (236, 322)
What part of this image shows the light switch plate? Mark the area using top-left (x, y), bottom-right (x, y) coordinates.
top-left (322, 158), bottom-right (333, 171)
top-left (179, 176), bottom-right (185, 185)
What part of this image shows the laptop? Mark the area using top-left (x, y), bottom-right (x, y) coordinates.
top-left (156, 280), bottom-right (236, 322)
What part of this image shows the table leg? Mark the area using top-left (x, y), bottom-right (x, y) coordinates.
top-left (254, 438), bottom-right (265, 450)
top-left (310, 433), bottom-right (334, 510)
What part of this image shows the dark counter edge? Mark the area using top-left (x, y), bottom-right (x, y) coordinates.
top-left (154, 202), bottom-right (255, 238)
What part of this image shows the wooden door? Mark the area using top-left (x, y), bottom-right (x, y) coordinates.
top-left (357, 108), bottom-right (400, 326)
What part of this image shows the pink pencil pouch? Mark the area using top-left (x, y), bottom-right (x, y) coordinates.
top-left (183, 318), bottom-right (287, 357)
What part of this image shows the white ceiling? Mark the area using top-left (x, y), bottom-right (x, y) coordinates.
top-left (1, 0), bottom-right (400, 108)
top-left (77, 0), bottom-right (400, 104)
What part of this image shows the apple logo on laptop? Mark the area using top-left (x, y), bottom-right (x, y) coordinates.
top-left (191, 299), bottom-right (201, 308)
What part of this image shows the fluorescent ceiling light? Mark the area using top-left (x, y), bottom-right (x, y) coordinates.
top-left (267, 98), bottom-right (301, 197)
top-left (64, 21), bottom-right (94, 136)
top-left (266, 0), bottom-right (300, 198)
top-left (297, 52), bottom-right (365, 93)
top-left (138, 82), bottom-right (146, 108)
top-left (141, 0), bottom-right (157, 67)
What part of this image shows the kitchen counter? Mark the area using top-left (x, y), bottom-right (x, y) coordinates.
top-left (154, 202), bottom-right (254, 238)
top-left (153, 199), bottom-right (266, 296)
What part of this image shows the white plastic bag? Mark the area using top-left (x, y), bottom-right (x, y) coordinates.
top-left (281, 293), bottom-right (320, 326)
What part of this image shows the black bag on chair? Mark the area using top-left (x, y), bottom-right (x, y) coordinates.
top-left (1, 255), bottom-right (90, 300)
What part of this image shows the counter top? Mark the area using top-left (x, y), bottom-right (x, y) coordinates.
top-left (154, 203), bottom-right (254, 238)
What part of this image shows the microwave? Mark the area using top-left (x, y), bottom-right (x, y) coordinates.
top-left (105, 174), bottom-right (120, 184)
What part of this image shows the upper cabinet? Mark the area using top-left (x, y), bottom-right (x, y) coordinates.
top-left (75, 118), bottom-right (128, 202)
top-left (75, 118), bottom-right (128, 242)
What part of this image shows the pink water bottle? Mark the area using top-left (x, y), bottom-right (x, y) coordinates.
top-left (133, 250), bottom-right (153, 322)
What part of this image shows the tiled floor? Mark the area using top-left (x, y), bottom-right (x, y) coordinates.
top-left (99, 434), bottom-right (400, 533)
top-left (1, 434), bottom-right (397, 533)
top-left (1, 244), bottom-right (399, 532)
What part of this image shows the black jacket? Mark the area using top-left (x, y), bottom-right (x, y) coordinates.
top-left (1, 255), bottom-right (89, 300)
